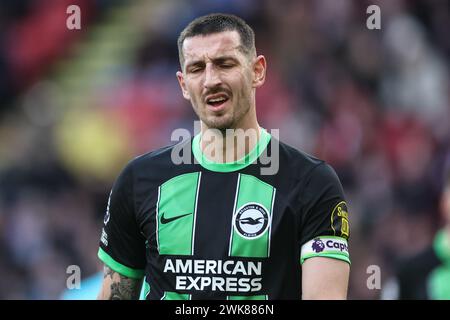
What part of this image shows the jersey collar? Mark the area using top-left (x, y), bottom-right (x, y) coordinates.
top-left (192, 128), bottom-right (271, 172)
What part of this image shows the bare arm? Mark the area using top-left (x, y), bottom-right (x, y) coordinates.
top-left (302, 257), bottom-right (350, 300)
top-left (97, 265), bottom-right (143, 300)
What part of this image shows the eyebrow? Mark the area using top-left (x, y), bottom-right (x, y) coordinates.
top-left (185, 55), bottom-right (240, 70)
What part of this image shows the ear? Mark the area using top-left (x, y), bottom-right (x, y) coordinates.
top-left (176, 71), bottom-right (191, 100)
top-left (252, 55), bottom-right (267, 88)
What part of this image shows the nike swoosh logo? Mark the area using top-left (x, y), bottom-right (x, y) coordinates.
top-left (160, 212), bottom-right (192, 224)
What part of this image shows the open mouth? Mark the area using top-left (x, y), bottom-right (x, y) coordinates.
top-left (205, 94), bottom-right (229, 109)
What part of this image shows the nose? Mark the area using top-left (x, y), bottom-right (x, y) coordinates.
top-left (203, 63), bottom-right (221, 89)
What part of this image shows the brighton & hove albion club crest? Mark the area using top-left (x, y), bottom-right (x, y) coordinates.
top-left (234, 203), bottom-right (269, 239)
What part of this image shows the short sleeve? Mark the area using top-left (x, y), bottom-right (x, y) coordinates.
top-left (98, 163), bottom-right (146, 279)
top-left (299, 163), bottom-right (350, 265)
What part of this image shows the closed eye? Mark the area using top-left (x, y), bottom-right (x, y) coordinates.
top-left (189, 67), bottom-right (203, 73)
top-left (186, 61), bottom-right (205, 74)
top-left (220, 63), bottom-right (235, 69)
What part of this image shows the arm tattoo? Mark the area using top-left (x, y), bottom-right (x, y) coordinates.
top-left (103, 266), bottom-right (142, 300)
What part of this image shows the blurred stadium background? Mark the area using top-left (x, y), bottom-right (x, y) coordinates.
top-left (0, 0), bottom-right (449, 299)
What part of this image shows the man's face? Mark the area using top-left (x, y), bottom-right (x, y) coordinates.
top-left (177, 31), bottom-right (265, 130)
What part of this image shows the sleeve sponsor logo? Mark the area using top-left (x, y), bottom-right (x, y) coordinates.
top-left (301, 236), bottom-right (349, 259)
top-left (331, 201), bottom-right (350, 239)
top-left (322, 239), bottom-right (348, 253)
top-left (312, 238), bottom-right (325, 253)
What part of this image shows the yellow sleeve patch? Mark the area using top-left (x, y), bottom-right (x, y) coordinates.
top-left (331, 201), bottom-right (350, 239)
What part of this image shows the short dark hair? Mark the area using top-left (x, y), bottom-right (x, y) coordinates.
top-left (177, 13), bottom-right (256, 68)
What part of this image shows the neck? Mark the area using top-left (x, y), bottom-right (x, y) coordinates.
top-left (200, 119), bottom-right (261, 164)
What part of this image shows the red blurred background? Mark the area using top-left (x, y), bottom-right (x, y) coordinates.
top-left (0, 0), bottom-right (449, 299)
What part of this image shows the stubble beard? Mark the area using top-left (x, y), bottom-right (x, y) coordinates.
top-left (201, 103), bottom-right (250, 132)
top-left (194, 91), bottom-right (253, 132)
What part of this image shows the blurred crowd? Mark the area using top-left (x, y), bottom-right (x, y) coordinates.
top-left (0, 0), bottom-right (449, 299)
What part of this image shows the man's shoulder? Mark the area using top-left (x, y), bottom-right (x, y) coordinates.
top-left (115, 138), bottom-right (195, 185)
top-left (128, 138), bottom-right (193, 170)
top-left (277, 139), bottom-right (322, 165)
top-left (275, 138), bottom-right (330, 180)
